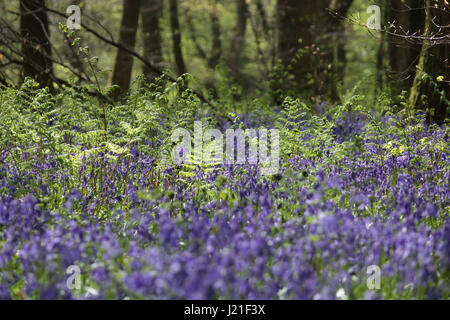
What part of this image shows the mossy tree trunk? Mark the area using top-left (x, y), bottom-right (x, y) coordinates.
top-left (408, 0), bottom-right (449, 124)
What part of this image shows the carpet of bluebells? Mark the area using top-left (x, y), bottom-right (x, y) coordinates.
top-left (0, 82), bottom-right (449, 299)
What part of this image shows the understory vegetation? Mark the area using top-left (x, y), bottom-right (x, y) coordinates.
top-left (0, 79), bottom-right (448, 299)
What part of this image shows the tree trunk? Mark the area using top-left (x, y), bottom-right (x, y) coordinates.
top-left (141, 0), bottom-right (163, 82)
top-left (408, 0), bottom-right (449, 124)
top-left (276, 0), bottom-right (311, 93)
top-left (275, 0), bottom-right (331, 98)
top-left (376, 0), bottom-right (388, 90)
top-left (206, 0), bottom-right (222, 97)
top-left (255, 0), bottom-right (269, 35)
top-left (229, 0), bottom-right (248, 81)
top-left (169, 0), bottom-right (186, 76)
top-left (20, 0), bottom-right (53, 88)
top-left (112, 0), bottom-right (141, 98)
top-left (63, 0), bottom-right (86, 83)
top-left (208, 0), bottom-right (222, 69)
top-left (388, 0), bottom-right (424, 92)
top-left (325, 0), bottom-right (354, 101)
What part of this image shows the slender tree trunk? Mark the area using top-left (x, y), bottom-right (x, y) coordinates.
top-left (63, 0), bottom-right (86, 83)
top-left (208, 0), bottom-right (222, 69)
top-left (20, 0), bottom-right (53, 88)
top-left (229, 0), bottom-right (248, 81)
top-left (184, 1), bottom-right (222, 95)
top-left (141, 0), bottom-right (163, 82)
top-left (408, 0), bottom-right (449, 124)
top-left (185, 0), bottom-right (222, 69)
top-left (169, 0), bottom-right (186, 76)
top-left (255, 0), bottom-right (269, 35)
top-left (329, 0), bottom-right (354, 71)
top-left (185, 8), bottom-right (208, 60)
top-left (112, 0), bottom-right (141, 98)
top-left (376, 0), bottom-right (389, 90)
top-left (326, 0), bottom-right (354, 101)
top-left (206, 0), bottom-right (222, 97)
